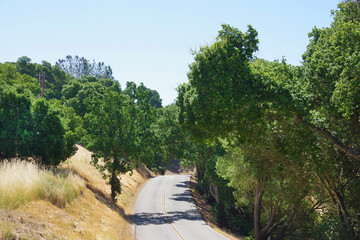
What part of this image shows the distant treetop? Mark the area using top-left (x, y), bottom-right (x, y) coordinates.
top-left (56, 55), bottom-right (114, 80)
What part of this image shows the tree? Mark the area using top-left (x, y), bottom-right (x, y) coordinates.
top-left (50, 99), bottom-right (86, 160)
top-left (144, 87), bottom-right (162, 108)
top-left (215, 110), bottom-right (320, 240)
top-left (0, 88), bottom-right (34, 159)
top-left (61, 76), bottom-right (117, 117)
top-left (176, 19), bottom-right (360, 239)
top-left (16, 56), bottom-right (35, 77)
top-left (31, 99), bottom-right (67, 165)
top-left (298, 1), bottom-right (360, 161)
top-left (85, 84), bottom-right (137, 202)
top-left (56, 55), bottom-right (114, 79)
top-left (177, 24), bottom-right (259, 141)
top-left (38, 61), bottom-right (69, 100)
top-left (14, 57), bottom-right (70, 100)
top-left (85, 81), bottom-right (163, 201)
top-left (153, 104), bottom-right (188, 162)
top-left (123, 82), bottom-right (161, 170)
top-left (0, 62), bottom-right (80, 165)
top-left (0, 62), bottom-right (40, 96)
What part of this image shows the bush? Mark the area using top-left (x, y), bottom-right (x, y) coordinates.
top-left (313, 214), bottom-right (354, 240)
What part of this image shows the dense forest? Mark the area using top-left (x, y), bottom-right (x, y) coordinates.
top-left (1, 1), bottom-right (359, 239)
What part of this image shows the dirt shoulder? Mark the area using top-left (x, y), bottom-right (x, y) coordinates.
top-left (189, 177), bottom-right (245, 240)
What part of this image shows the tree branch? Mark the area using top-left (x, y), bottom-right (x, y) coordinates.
top-left (298, 116), bottom-right (360, 161)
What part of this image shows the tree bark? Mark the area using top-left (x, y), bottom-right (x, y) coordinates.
top-left (111, 166), bottom-right (116, 203)
top-left (319, 174), bottom-right (357, 239)
top-left (333, 191), bottom-right (357, 239)
top-left (254, 177), bottom-right (267, 240)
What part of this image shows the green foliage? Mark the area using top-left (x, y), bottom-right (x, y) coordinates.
top-left (31, 99), bottom-right (66, 165)
top-left (61, 76), bottom-right (117, 117)
top-left (178, 24), bottom-right (259, 140)
top-left (85, 89), bottom-right (135, 201)
top-left (303, 1), bottom-right (360, 119)
top-left (177, 4), bottom-right (360, 237)
top-left (0, 88), bottom-right (34, 158)
top-left (14, 56), bottom-right (70, 100)
top-left (216, 130), bottom-right (317, 239)
top-left (39, 61), bottom-right (69, 99)
top-left (123, 82), bottom-right (161, 168)
top-left (0, 62), bottom-right (40, 96)
top-left (153, 104), bottom-right (194, 164)
top-left (313, 214), bottom-right (355, 240)
top-left (16, 56), bottom-right (35, 76)
top-left (85, 89), bottom-right (135, 162)
top-left (50, 99), bottom-right (86, 160)
top-left (0, 62), bottom-right (82, 165)
top-left (85, 82), bottom-right (159, 201)
top-left (300, 1), bottom-right (360, 161)
top-left (146, 88), bottom-right (163, 108)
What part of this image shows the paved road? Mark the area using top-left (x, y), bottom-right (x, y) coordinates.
top-left (132, 175), bottom-right (228, 240)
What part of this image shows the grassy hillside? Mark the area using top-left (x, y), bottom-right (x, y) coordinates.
top-left (0, 145), bottom-right (154, 240)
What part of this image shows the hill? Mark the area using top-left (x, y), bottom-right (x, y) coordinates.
top-left (0, 145), bottom-right (154, 240)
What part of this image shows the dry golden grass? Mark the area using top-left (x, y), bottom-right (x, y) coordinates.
top-left (0, 160), bottom-right (85, 209)
top-left (63, 145), bottom-right (155, 239)
top-left (0, 145), bottom-right (154, 240)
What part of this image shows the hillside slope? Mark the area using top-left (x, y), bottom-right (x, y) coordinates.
top-left (0, 145), bottom-right (154, 240)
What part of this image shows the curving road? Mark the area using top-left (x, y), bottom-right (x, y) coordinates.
top-left (132, 175), bottom-right (228, 240)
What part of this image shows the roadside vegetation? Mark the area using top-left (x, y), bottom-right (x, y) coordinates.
top-left (0, 1), bottom-right (359, 240)
top-left (176, 1), bottom-right (360, 240)
top-left (0, 145), bottom-right (153, 239)
top-left (0, 160), bottom-right (84, 209)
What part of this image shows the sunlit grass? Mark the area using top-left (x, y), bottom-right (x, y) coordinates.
top-left (0, 160), bottom-right (85, 209)
top-left (0, 146), bottom-right (154, 239)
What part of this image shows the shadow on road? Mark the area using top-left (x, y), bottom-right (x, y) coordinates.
top-left (174, 181), bottom-right (188, 188)
top-left (170, 191), bottom-right (193, 203)
top-left (133, 178), bottom-right (203, 226)
top-left (171, 180), bottom-right (193, 203)
top-left (132, 209), bottom-right (203, 226)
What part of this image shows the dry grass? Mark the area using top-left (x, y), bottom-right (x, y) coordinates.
top-left (62, 145), bottom-right (109, 199)
top-left (0, 160), bottom-right (85, 209)
top-left (0, 145), bottom-right (154, 239)
top-left (62, 145), bottom-right (155, 239)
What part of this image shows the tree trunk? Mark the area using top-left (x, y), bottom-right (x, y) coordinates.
top-left (209, 176), bottom-right (219, 204)
top-left (196, 162), bottom-right (203, 182)
top-left (111, 166), bottom-right (116, 203)
top-left (334, 191), bottom-right (357, 240)
top-left (196, 155), bottom-right (207, 194)
top-left (254, 177), bottom-right (267, 240)
top-left (319, 175), bottom-right (356, 239)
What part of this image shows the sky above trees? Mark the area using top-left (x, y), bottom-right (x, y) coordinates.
top-left (0, 0), bottom-right (340, 105)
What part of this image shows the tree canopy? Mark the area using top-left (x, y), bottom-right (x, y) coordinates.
top-left (177, 2), bottom-right (360, 239)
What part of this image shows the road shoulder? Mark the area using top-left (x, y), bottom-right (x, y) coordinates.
top-left (189, 177), bottom-right (245, 240)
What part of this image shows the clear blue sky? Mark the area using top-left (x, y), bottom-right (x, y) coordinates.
top-left (0, 0), bottom-right (341, 106)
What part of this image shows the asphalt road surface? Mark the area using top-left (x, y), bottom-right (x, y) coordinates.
top-left (132, 175), bottom-right (228, 240)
